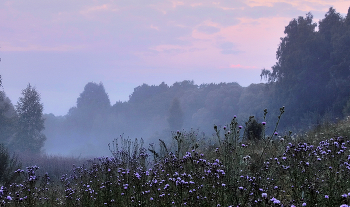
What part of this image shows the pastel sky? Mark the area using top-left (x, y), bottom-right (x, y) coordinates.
top-left (1, 0), bottom-right (349, 115)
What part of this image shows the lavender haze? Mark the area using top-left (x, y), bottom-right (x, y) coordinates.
top-left (0, 0), bottom-right (349, 115)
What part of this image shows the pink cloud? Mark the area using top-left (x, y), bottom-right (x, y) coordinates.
top-left (229, 64), bottom-right (258, 69)
top-left (79, 4), bottom-right (119, 16)
top-left (245, 0), bottom-right (349, 14)
top-left (171, 1), bottom-right (185, 8)
top-left (138, 16), bottom-right (288, 71)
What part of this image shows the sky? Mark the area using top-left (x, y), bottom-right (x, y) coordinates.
top-left (1, 0), bottom-right (349, 116)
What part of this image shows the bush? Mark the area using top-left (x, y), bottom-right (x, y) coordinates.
top-left (0, 144), bottom-right (22, 186)
top-left (244, 118), bottom-right (263, 142)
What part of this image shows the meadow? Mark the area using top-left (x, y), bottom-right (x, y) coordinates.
top-left (1, 107), bottom-right (350, 206)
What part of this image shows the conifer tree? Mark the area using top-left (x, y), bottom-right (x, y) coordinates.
top-left (12, 84), bottom-right (46, 154)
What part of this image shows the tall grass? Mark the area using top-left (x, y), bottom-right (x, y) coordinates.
top-left (2, 108), bottom-right (350, 206)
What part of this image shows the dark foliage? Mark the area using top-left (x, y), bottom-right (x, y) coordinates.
top-left (0, 144), bottom-right (21, 186)
top-left (0, 91), bottom-right (16, 146)
top-left (244, 118), bottom-right (263, 142)
top-left (262, 7), bottom-right (350, 130)
top-left (11, 84), bottom-right (46, 154)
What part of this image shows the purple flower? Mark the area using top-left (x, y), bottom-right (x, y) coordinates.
top-left (7, 196), bottom-right (12, 200)
top-left (239, 126), bottom-right (242, 129)
top-left (325, 195), bottom-right (329, 199)
top-left (273, 199), bottom-right (280, 204)
top-left (135, 172), bottom-right (141, 179)
top-left (262, 193), bottom-right (267, 198)
top-left (270, 197), bottom-right (280, 204)
top-left (262, 122), bottom-right (266, 125)
top-left (274, 132), bottom-right (278, 136)
top-left (302, 203), bottom-right (306, 206)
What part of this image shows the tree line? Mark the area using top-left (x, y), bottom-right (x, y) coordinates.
top-left (1, 7), bottom-right (350, 156)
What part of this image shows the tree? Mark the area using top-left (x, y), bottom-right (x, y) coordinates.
top-left (167, 98), bottom-right (184, 131)
top-left (260, 11), bottom-right (338, 128)
top-left (319, 7), bottom-right (343, 42)
top-left (325, 8), bottom-right (350, 115)
top-left (67, 82), bottom-right (111, 133)
top-left (0, 91), bottom-right (16, 146)
top-left (262, 12), bottom-right (319, 85)
top-left (76, 82), bottom-right (110, 111)
top-left (11, 84), bottom-right (46, 154)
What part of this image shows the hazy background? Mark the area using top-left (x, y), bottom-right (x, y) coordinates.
top-left (1, 0), bottom-right (349, 116)
top-left (1, 1), bottom-right (350, 157)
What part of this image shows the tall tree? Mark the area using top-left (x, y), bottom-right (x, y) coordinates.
top-left (263, 12), bottom-right (320, 86)
top-left (11, 84), bottom-right (46, 154)
top-left (319, 7), bottom-right (343, 42)
top-left (325, 8), bottom-right (350, 115)
top-left (260, 11), bottom-right (338, 128)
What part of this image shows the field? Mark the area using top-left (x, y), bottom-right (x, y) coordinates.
top-left (2, 108), bottom-right (350, 206)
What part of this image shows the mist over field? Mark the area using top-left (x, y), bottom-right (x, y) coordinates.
top-left (1, 6), bottom-right (350, 158)
top-left (42, 81), bottom-right (257, 157)
top-left (1, 1), bottom-right (350, 159)
top-left (2, 2), bottom-right (350, 206)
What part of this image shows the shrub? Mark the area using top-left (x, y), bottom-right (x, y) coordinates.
top-left (244, 118), bottom-right (263, 142)
top-left (0, 144), bottom-right (21, 186)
